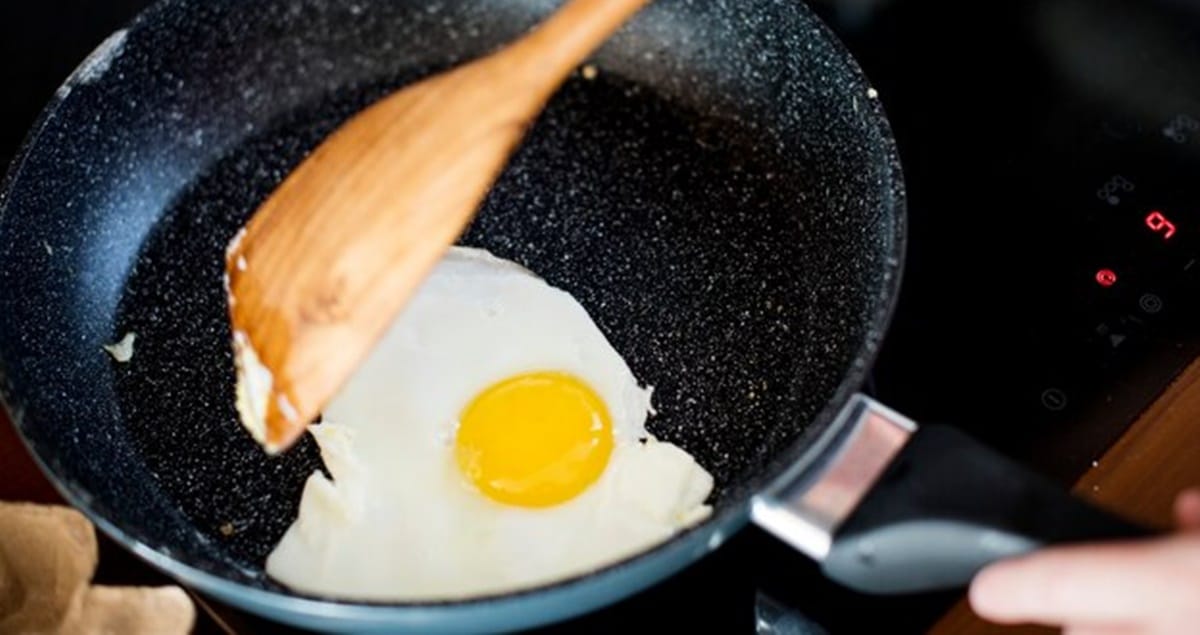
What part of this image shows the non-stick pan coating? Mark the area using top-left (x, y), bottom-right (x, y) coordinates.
top-left (0, 0), bottom-right (903, 606)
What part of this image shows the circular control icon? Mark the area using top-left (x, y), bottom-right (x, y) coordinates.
top-left (1139, 293), bottom-right (1163, 314)
top-left (1041, 388), bottom-right (1068, 412)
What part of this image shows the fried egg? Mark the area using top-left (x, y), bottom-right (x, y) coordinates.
top-left (264, 247), bottom-right (713, 600)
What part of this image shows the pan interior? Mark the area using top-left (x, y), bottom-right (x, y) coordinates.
top-left (0, 0), bottom-right (901, 593)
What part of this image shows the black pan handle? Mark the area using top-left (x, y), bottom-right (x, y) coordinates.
top-left (822, 424), bottom-right (1153, 594)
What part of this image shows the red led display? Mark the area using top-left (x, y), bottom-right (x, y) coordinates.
top-left (1146, 211), bottom-right (1176, 239)
top-left (1095, 269), bottom-right (1118, 287)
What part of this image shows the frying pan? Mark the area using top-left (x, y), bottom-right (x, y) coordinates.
top-left (0, 0), bottom-right (1148, 632)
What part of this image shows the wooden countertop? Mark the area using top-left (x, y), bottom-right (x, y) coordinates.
top-left (928, 356), bottom-right (1200, 635)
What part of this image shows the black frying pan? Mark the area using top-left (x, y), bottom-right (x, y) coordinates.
top-left (0, 0), bottom-right (1147, 632)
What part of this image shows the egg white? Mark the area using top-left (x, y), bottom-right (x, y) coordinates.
top-left (264, 247), bottom-right (713, 601)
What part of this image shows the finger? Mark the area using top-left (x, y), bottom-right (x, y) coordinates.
top-left (1173, 488), bottom-right (1200, 530)
top-left (969, 540), bottom-right (1179, 625)
top-left (1063, 626), bottom-right (1140, 635)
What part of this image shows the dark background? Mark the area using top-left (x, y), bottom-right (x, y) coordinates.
top-left (2, 1), bottom-right (153, 168)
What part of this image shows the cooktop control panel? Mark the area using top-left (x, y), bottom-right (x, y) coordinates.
top-left (1079, 130), bottom-right (1200, 383)
top-left (852, 0), bottom-right (1200, 483)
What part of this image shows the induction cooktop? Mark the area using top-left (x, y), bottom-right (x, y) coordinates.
top-left (4, 1), bottom-right (1200, 633)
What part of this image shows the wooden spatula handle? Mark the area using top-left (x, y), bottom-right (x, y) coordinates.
top-left (508, 0), bottom-right (651, 85)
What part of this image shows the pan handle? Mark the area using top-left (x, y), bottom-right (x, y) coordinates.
top-left (752, 394), bottom-right (1153, 595)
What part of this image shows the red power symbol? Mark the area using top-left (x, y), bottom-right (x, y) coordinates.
top-left (1146, 211), bottom-right (1177, 239)
top-left (1096, 269), bottom-right (1118, 287)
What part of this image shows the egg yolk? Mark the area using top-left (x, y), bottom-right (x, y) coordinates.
top-left (455, 371), bottom-right (613, 508)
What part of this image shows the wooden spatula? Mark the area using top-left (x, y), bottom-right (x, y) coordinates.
top-left (224, 0), bottom-right (651, 453)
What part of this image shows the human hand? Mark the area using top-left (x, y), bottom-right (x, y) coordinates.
top-left (969, 488), bottom-right (1200, 635)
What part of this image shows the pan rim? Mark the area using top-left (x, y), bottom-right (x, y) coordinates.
top-left (0, 0), bottom-right (908, 629)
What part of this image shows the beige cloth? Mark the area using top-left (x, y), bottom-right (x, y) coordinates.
top-left (0, 501), bottom-right (195, 634)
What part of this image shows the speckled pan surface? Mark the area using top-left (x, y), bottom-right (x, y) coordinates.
top-left (0, 0), bottom-right (903, 631)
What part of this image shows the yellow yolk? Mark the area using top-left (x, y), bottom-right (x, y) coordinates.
top-left (455, 371), bottom-right (614, 507)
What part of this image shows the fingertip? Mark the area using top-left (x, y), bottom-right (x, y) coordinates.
top-left (968, 560), bottom-right (1021, 620)
top-left (971, 541), bottom-right (1173, 626)
top-left (1174, 488), bottom-right (1200, 529)
top-left (967, 568), bottom-right (993, 614)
